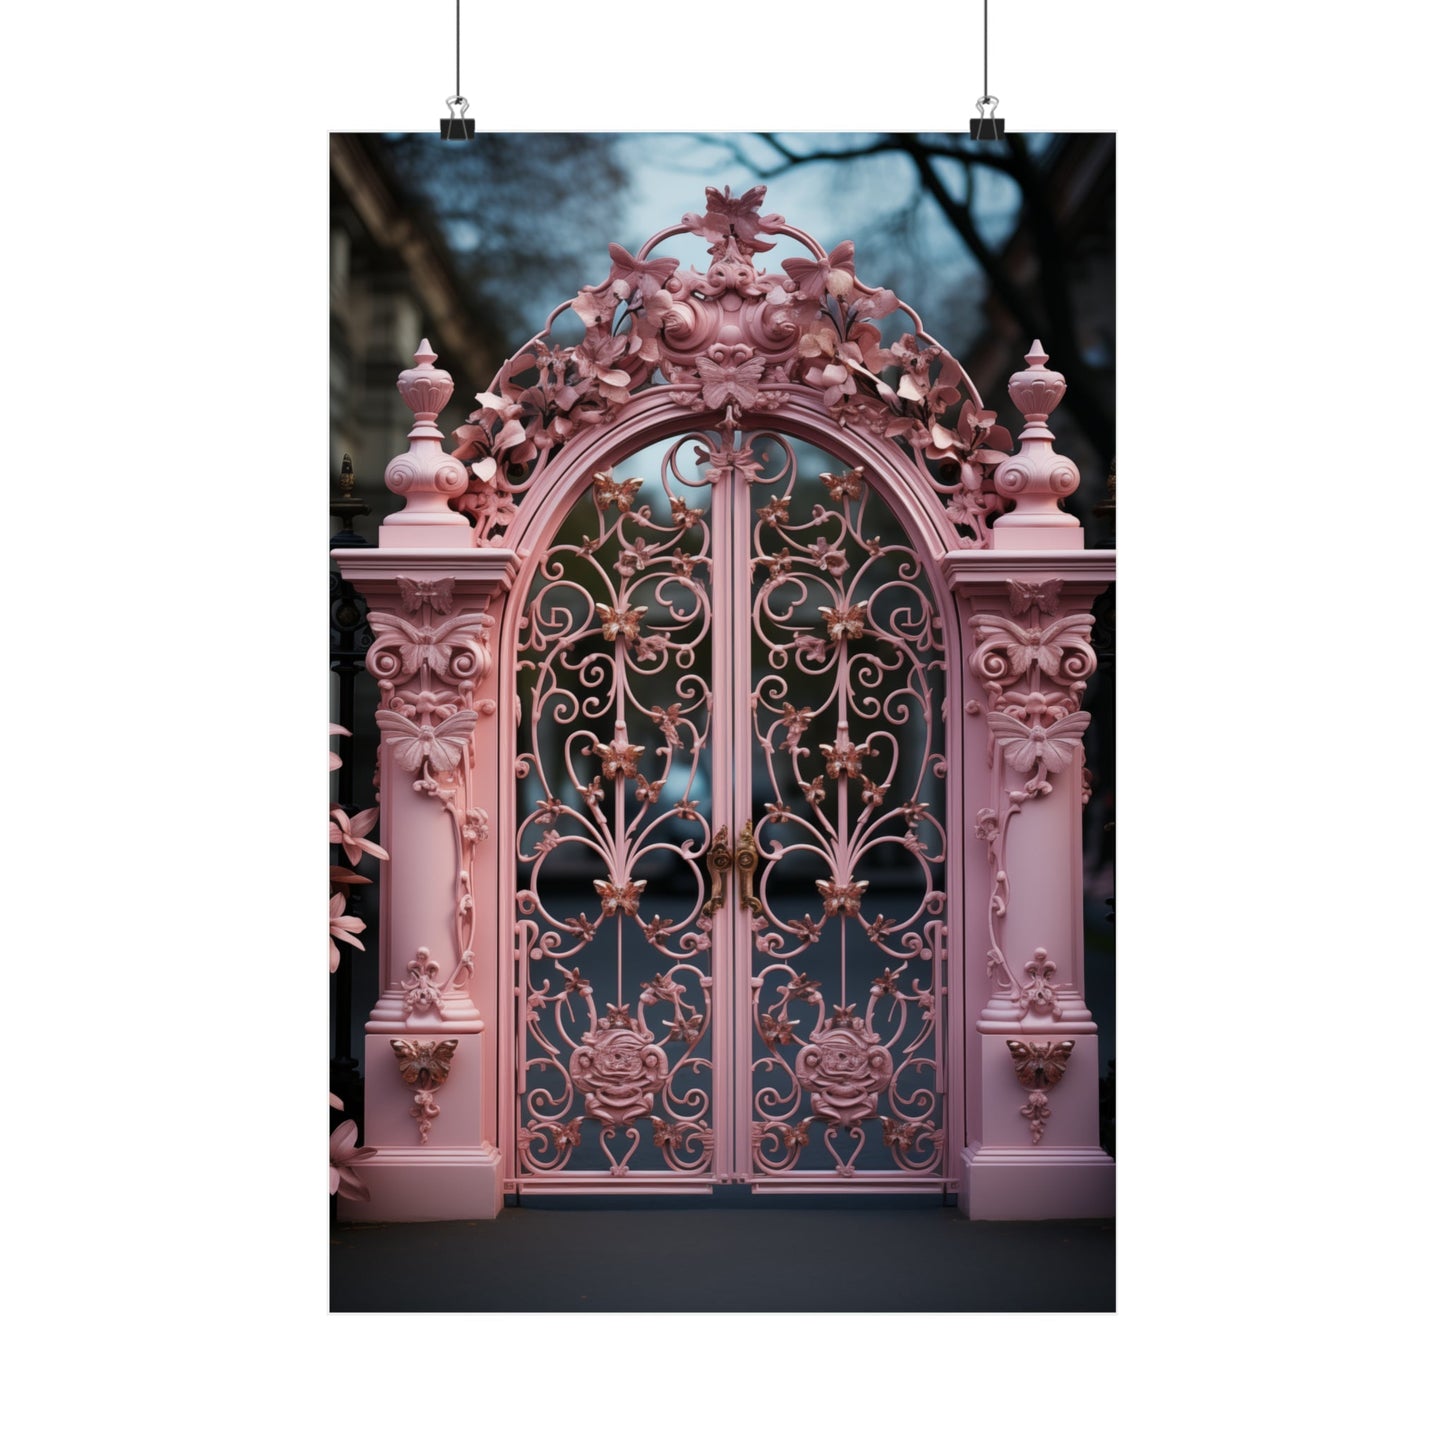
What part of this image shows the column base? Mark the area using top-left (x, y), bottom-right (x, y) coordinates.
top-left (959, 1142), bottom-right (1115, 1220)
top-left (338, 1144), bottom-right (505, 1223)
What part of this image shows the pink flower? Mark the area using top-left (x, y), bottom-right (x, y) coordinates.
top-left (329, 807), bottom-right (390, 867)
top-left (329, 723), bottom-right (349, 773)
top-left (329, 891), bottom-right (365, 971)
top-left (329, 1119), bottom-right (376, 1200)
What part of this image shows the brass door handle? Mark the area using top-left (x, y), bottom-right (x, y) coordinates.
top-left (703, 826), bottom-right (733, 917)
top-left (736, 819), bottom-right (761, 915)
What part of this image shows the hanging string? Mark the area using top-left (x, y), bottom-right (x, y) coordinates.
top-left (455, 0), bottom-right (461, 98)
top-left (984, 0), bottom-right (988, 102)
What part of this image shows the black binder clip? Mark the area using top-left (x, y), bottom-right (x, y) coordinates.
top-left (440, 95), bottom-right (475, 141)
top-left (970, 96), bottom-right (1005, 141)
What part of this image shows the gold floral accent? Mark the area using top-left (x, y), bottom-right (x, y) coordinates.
top-left (819, 603), bottom-right (866, 642)
top-left (821, 466), bottom-right (864, 502)
top-left (756, 495), bottom-right (791, 526)
top-left (597, 603), bottom-right (647, 644)
top-left (821, 735), bottom-right (872, 779)
top-left (594, 877), bottom-right (646, 916)
top-left (670, 495), bottom-right (704, 529)
top-left (594, 470), bottom-right (643, 510)
top-left (818, 877), bottom-right (868, 916)
top-left (592, 738), bottom-right (644, 780)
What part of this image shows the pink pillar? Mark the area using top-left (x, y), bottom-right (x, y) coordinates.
top-left (334, 341), bottom-right (518, 1221)
top-left (944, 344), bottom-right (1115, 1219)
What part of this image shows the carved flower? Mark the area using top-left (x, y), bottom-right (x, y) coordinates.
top-left (617, 540), bottom-right (658, 577)
top-left (328, 723), bottom-right (349, 773)
top-left (803, 777), bottom-right (827, 806)
top-left (597, 604), bottom-right (647, 645)
top-left (329, 1119), bottom-right (376, 1201)
top-left (640, 971), bottom-right (681, 1003)
top-left (759, 1013), bottom-right (796, 1047)
top-left (671, 550), bottom-right (701, 577)
top-left (681, 184), bottom-right (783, 249)
top-left (902, 800), bottom-right (930, 823)
top-left (329, 807), bottom-right (390, 867)
top-left (871, 964), bottom-right (903, 993)
top-left (563, 918), bottom-right (597, 945)
top-left (764, 801), bottom-right (793, 825)
top-left (673, 798), bottom-right (701, 821)
top-left (574, 335), bottom-right (636, 404)
top-left (788, 915), bottom-right (824, 945)
top-left (634, 777), bottom-right (662, 805)
top-left (819, 604), bottom-right (866, 642)
top-left (785, 972), bottom-right (822, 1000)
top-left (592, 738), bottom-right (644, 780)
top-left (667, 1010), bottom-right (704, 1045)
top-left (670, 496), bottom-right (704, 529)
top-left (861, 779), bottom-right (888, 808)
top-left (780, 703), bottom-right (814, 751)
top-left (605, 1002), bottom-right (635, 1027)
top-left (820, 466), bottom-right (864, 502)
top-left (535, 829), bottom-right (563, 854)
top-left (756, 495), bottom-right (791, 527)
top-left (595, 877), bottom-right (646, 916)
top-left (818, 877), bottom-right (868, 917)
top-left (462, 807), bottom-right (490, 843)
top-left (866, 915), bottom-right (899, 944)
top-left (807, 538), bottom-right (848, 575)
top-left (562, 966), bottom-right (592, 993)
top-left (641, 917), bottom-right (675, 945)
top-left (649, 703), bottom-right (684, 748)
top-left (764, 550), bottom-right (795, 578)
top-left (581, 778), bottom-right (605, 807)
top-left (329, 892), bottom-right (365, 971)
top-left (882, 1118), bottom-right (923, 1151)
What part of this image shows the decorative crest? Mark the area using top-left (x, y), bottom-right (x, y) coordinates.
top-left (427, 187), bottom-right (1068, 548)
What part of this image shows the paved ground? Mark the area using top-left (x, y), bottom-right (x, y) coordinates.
top-left (331, 1201), bottom-right (1114, 1311)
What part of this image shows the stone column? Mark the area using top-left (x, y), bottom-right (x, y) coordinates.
top-left (333, 340), bottom-right (518, 1221)
top-left (943, 341), bottom-right (1115, 1219)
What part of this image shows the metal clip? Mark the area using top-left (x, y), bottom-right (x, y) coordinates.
top-left (440, 95), bottom-right (475, 141)
top-left (969, 95), bottom-right (1005, 141)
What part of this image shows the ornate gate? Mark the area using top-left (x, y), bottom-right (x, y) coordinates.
top-left (337, 187), bottom-right (1115, 1217)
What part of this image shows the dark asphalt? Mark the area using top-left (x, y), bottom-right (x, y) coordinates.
top-left (331, 1202), bottom-right (1114, 1311)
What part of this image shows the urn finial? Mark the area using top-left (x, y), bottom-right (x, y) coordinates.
top-left (991, 339), bottom-right (1082, 550)
top-left (379, 338), bottom-right (471, 545)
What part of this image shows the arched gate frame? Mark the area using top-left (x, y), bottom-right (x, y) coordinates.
top-left (336, 188), bottom-right (1115, 1220)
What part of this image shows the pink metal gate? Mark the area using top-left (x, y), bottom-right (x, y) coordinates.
top-left (336, 185), bottom-right (1115, 1219)
top-left (512, 426), bottom-right (951, 1190)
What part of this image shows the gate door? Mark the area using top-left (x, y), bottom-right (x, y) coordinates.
top-left (513, 426), bottom-right (949, 1191)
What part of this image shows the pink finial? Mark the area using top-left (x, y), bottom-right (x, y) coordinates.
top-left (380, 338), bottom-right (470, 544)
top-left (991, 338), bottom-right (1082, 550)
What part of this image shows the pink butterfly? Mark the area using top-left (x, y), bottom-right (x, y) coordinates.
top-left (396, 576), bottom-right (455, 614)
top-left (367, 610), bottom-right (490, 678)
top-left (987, 711), bottom-right (1091, 777)
top-left (971, 614), bottom-right (1093, 680)
top-left (378, 709), bottom-right (478, 773)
